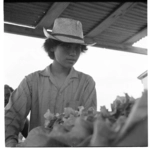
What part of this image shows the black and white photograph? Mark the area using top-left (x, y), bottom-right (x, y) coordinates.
top-left (3, 1), bottom-right (148, 147)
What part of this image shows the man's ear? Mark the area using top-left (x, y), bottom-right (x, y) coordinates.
top-left (51, 47), bottom-right (55, 52)
top-left (51, 45), bottom-right (58, 52)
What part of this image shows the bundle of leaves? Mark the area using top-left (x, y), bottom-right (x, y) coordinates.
top-left (110, 93), bottom-right (136, 119)
top-left (99, 93), bottom-right (136, 122)
top-left (40, 94), bottom-right (137, 146)
top-left (21, 92), bottom-right (143, 147)
top-left (97, 93), bottom-right (137, 134)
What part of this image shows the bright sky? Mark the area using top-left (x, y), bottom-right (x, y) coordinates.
top-left (3, 33), bottom-right (148, 111)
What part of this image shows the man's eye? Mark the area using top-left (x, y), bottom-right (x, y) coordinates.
top-left (64, 44), bottom-right (71, 49)
top-left (75, 48), bottom-right (79, 52)
top-left (75, 45), bottom-right (82, 50)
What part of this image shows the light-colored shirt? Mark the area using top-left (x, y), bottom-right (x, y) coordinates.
top-left (5, 65), bottom-right (97, 146)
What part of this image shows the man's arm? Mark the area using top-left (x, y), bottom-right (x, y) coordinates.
top-left (5, 76), bottom-right (32, 147)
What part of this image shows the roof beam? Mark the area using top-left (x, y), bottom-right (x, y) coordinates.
top-left (94, 43), bottom-right (147, 55)
top-left (36, 2), bottom-right (70, 29)
top-left (85, 37), bottom-right (147, 55)
top-left (88, 37), bottom-right (147, 55)
top-left (123, 27), bottom-right (147, 45)
top-left (4, 23), bottom-right (45, 39)
top-left (86, 2), bottom-right (137, 37)
top-left (5, 24), bottom-right (147, 55)
top-left (123, 46), bottom-right (147, 55)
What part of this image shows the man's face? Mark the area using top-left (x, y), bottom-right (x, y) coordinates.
top-left (54, 43), bottom-right (82, 68)
top-left (5, 88), bottom-right (11, 106)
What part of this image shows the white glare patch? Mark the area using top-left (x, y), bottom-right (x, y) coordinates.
top-left (132, 36), bottom-right (148, 49)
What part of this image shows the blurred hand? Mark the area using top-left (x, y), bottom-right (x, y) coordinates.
top-left (19, 126), bottom-right (51, 147)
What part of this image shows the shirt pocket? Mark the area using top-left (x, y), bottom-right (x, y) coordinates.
top-left (68, 100), bottom-right (80, 110)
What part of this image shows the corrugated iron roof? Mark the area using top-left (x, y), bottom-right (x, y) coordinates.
top-left (4, 2), bottom-right (147, 55)
top-left (4, 2), bottom-right (53, 26)
top-left (59, 2), bottom-right (122, 34)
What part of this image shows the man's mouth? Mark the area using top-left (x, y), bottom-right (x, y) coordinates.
top-left (66, 59), bottom-right (76, 62)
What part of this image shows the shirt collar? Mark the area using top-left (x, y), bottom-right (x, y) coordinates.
top-left (39, 64), bottom-right (78, 79)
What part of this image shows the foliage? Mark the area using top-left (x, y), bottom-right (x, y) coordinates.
top-left (21, 91), bottom-right (146, 147)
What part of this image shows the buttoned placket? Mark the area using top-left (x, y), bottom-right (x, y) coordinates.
top-left (47, 69), bottom-right (59, 114)
top-left (41, 65), bottom-right (78, 114)
top-left (54, 77), bottom-right (75, 114)
top-left (48, 74), bottom-right (70, 114)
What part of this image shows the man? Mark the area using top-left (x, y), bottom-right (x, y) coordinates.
top-left (5, 18), bottom-right (97, 147)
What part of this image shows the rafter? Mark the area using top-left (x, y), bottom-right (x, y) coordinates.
top-left (83, 36), bottom-right (147, 55)
top-left (95, 44), bottom-right (147, 55)
top-left (86, 2), bottom-right (137, 37)
top-left (123, 46), bottom-right (147, 55)
top-left (4, 23), bottom-right (45, 39)
top-left (36, 2), bottom-right (70, 29)
top-left (92, 39), bottom-right (147, 55)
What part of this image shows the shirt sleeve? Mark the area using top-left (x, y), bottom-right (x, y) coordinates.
top-left (82, 76), bottom-right (97, 111)
top-left (5, 76), bottom-right (32, 147)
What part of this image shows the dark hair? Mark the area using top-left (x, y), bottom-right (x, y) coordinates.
top-left (4, 84), bottom-right (14, 107)
top-left (43, 38), bottom-right (88, 59)
top-left (4, 85), bottom-right (14, 92)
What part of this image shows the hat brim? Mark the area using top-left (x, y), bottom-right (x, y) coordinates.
top-left (43, 28), bottom-right (96, 46)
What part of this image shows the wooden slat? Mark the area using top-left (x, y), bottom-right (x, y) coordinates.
top-left (100, 32), bottom-right (133, 37)
top-left (114, 22), bottom-right (145, 28)
top-left (5, 3), bottom-right (47, 14)
top-left (108, 28), bottom-right (136, 34)
top-left (85, 37), bottom-right (147, 55)
top-left (119, 16), bottom-right (147, 24)
top-left (110, 26), bottom-right (137, 33)
top-left (98, 31), bottom-right (133, 37)
top-left (61, 12), bottom-right (100, 22)
top-left (132, 8), bottom-right (147, 14)
top-left (96, 36), bottom-right (127, 43)
top-left (116, 15), bottom-right (147, 23)
top-left (113, 23), bottom-right (141, 30)
top-left (124, 27), bottom-right (147, 44)
top-left (9, 2), bottom-right (49, 9)
top-left (78, 2), bottom-right (119, 10)
top-left (127, 9), bottom-right (147, 17)
top-left (4, 23), bottom-right (45, 39)
top-left (60, 16), bottom-right (96, 24)
top-left (76, 2), bottom-right (116, 11)
top-left (65, 7), bottom-right (108, 17)
top-left (124, 46), bottom-right (147, 55)
top-left (36, 2), bottom-right (70, 28)
top-left (94, 43), bottom-right (147, 55)
top-left (95, 2), bottom-right (120, 7)
top-left (138, 3), bottom-right (147, 8)
top-left (86, 2), bottom-right (137, 37)
top-left (124, 14), bottom-right (147, 21)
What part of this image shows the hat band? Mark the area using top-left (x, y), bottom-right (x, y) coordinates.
top-left (52, 33), bottom-right (84, 41)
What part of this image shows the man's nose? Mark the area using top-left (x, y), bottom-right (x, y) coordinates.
top-left (69, 48), bottom-right (76, 56)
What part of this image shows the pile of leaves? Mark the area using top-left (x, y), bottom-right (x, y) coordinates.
top-left (40, 93), bottom-right (137, 146)
top-left (21, 92), bottom-right (141, 147)
top-left (99, 93), bottom-right (136, 131)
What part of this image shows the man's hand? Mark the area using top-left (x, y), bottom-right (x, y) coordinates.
top-left (19, 126), bottom-right (51, 147)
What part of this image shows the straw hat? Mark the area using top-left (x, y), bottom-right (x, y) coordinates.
top-left (43, 18), bottom-right (96, 45)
